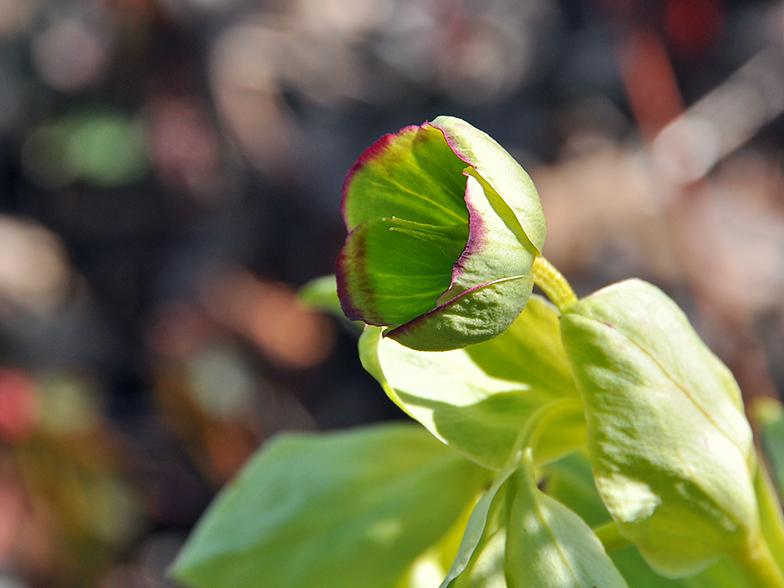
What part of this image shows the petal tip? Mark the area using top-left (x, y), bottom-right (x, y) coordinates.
top-left (340, 125), bottom-right (422, 229)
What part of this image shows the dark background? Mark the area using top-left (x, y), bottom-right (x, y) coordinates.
top-left (1, 0), bottom-right (783, 586)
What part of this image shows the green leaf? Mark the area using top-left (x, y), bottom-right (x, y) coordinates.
top-left (22, 110), bottom-right (148, 189)
top-left (442, 449), bottom-right (628, 588)
top-left (360, 296), bottom-right (585, 469)
top-left (463, 294), bottom-right (578, 403)
top-left (560, 279), bottom-right (758, 578)
top-left (611, 547), bottom-right (752, 588)
top-left (543, 451), bottom-right (612, 529)
top-left (441, 461), bottom-right (514, 588)
top-left (394, 504), bottom-right (475, 588)
top-left (170, 423), bottom-right (491, 588)
top-left (546, 451), bottom-right (753, 588)
top-left (297, 275), bottom-right (343, 316)
top-left (506, 450), bottom-right (629, 588)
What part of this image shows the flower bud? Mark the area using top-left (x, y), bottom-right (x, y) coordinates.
top-left (336, 116), bottom-right (546, 351)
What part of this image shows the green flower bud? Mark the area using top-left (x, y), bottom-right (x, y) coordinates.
top-left (560, 279), bottom-right (759, 578)
top-left (336, 116), bottom-right (545, 351)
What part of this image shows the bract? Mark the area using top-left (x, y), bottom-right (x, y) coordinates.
top-left (560, 279), bottom-right (758, 577)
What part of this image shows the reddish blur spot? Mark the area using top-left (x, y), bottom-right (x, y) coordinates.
top-left (0, 369), bottom-right (39, 443)
top-left (664, 0), bottom-right (725, 60)
top-left (146, 95), bottom-right (226, 207)
top-left (200, 266), bottom-right (338, 369)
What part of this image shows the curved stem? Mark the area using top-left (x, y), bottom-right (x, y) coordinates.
top-left (508, 397), bottom-right (585, 467)
top-left (733, 534), bottom-right (784, 588)
top-left (532, 256), bottom-right (578, 312)
top-left (756, 458), bottom-right (784, 573)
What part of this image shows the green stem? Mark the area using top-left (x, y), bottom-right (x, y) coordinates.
top-left (733, 534), bottom-right (784, 588)
top-left (510, 397), bottom-right (585, 462)
top-left (532, 256), bottom-right (578, 312)
top-left (592, 520), bottom-right (631, 553)
top-left (755, 458), bottom-right (784, 574)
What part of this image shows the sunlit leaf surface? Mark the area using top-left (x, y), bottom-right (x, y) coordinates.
top-left (360, 296), bottom-right (585, 469)
top-left (171, 423), bottom-right (491, 588)
top-left (562, 281), bottom-right (757, 578)
top-left (546, 451), bottom-right (754, 588)
top-left (443, 449), bottom-right (628, 588)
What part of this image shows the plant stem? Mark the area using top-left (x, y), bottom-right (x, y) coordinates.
top-left (592, 520), bottom-right (631, 553)
top-left (511, 398), bottom-right (585, 462)
top-left (733, 534), bottom-right (784, 588)
top-left (755, 459), bottom-right (784, 574)
top-left (531, 256), bottom-right (578, 312)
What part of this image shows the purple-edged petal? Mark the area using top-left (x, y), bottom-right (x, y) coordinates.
top-left (386, 167), bottom-right (539, 350)
top-left (431, 115), bottom-right (546, 254)
top-left (386, 276), bottom-right (533, 352)
top-left (341, 124), bottom-right (469, 232)
top-left (438, 169), bottom-right (537, 304)
top-left (336, 217), bottom-right (459, 326)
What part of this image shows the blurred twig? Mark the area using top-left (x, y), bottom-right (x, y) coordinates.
top-left (606, 2), bottom-right (780, 401)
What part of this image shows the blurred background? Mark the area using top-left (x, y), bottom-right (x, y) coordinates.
top-left (0, 0), bottom-right (783, 586)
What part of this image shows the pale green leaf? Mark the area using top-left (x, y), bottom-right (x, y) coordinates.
top-left (170, 423), bottom-right (491, 588)
top-left (543, 451), bottom-right (612, 529)
top-left (546, 451), bottom-right (753, 588)
top-left (441, 462), bottom-right (515, 588)
top-left (753, 397), bottom-right (784, 498)
top-left (360, 296), bottom-right (585, 469)
top-left (442, 450), bottom-right (628, 588)
top-left (506, 450), bottom-right (628, 588)
top-left (611, 547), bottom-right (752, 588)
top-left (560, 279), bottom-right (758, 578)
